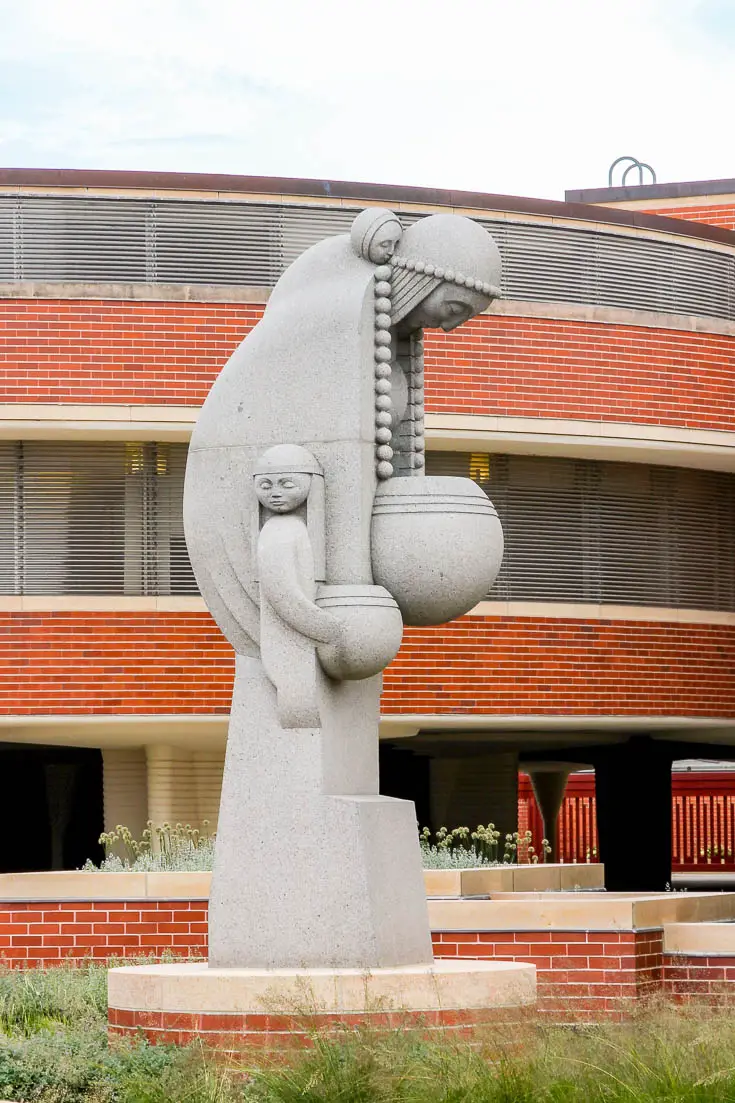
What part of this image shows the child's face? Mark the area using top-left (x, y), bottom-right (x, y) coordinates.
top-left (255, 472), bottom-right (311, 513)
top-left (368, 221), bottom-right (402, 263)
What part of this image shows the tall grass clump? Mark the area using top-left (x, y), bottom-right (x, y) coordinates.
top-left (84, 820), bottom-right (216, 872)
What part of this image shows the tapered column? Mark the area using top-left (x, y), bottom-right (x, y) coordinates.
top-left (145, 745), bottom-right (196, 828)
top-left (193, 750), bottom-right (225, 832)
top-left (526, 764), bottom-right (572, 863)
top-left (102, 749), bottom-right (148, 839)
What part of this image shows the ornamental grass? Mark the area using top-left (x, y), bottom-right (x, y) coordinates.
top-left (1, 964), bottom-right (735, 1100)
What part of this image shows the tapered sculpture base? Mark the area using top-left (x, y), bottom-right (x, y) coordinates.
top-left (207, 656), bottom-right (433, 969)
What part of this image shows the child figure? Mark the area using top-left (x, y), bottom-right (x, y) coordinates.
top-left (253, 444), bottom-right (339, 729)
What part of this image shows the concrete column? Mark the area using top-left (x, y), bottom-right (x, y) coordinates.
top-left (145, 745), bottom-right (196, 828)
top-left (594, 738), bottom-right (673, 891)
top-left (193, 750), bottom-right (225, 832)
top-left (429, 752), bottom-right (519, 839)
top-left (102, 749), bottom-right (148, 838)
top-left (526, 764), bottom-right (571, 863)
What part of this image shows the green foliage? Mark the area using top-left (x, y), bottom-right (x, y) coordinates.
top-left (3, 966), bottom-right (735, 1101)
top-left (419, 824), bottom-right (552, 869)
top-left (85, 821), bottom-right (216, 873)
top-left (0, 960), bottom-right (107, 1035)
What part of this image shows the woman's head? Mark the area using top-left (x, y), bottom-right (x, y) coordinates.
top-left (388, 213), bottom-right (502, 332)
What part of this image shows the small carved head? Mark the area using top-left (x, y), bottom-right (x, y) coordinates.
top-left (253, 444), bottom-right (322, 515)
top-left (254, 472), bottom-right (311, 514)
top-left (350, 208), bottom-right (403, 265)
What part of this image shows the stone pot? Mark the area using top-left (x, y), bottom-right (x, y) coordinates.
top-left (370, 476), bottom-right (503, 626)
top-left (315, 585), bottom-right (403, 680)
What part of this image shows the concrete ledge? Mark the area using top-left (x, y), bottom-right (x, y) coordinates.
top-left (0, 870), bottom-right (212, 901)
top-left (108, 959), bottom-right (536, 1014)
top-left (424, 864), bottom-right (604, 897)
top-left (428, 892), bottom-right (735, 932)
top-left (664, 922), bottom-right (735, 954)
top-left (0, 866), bottom-right (603, 902)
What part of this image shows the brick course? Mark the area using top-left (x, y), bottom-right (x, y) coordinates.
top-left (2, 300), bottom-right (734, 431)
top-left (1, 612), bottom-right (734, 716)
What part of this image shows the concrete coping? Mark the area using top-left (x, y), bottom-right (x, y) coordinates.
top-left (428, 891), bottom-right (735, 933)
top-left (0, 865), bottom-right (602, 902)
top-left (664, 921), bottom-right (735, 955)
top-left (107, 960), bottom-right (536, 1013)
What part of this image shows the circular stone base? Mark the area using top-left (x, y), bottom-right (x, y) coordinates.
top-left (108, 960), bottom-right (536, 1050)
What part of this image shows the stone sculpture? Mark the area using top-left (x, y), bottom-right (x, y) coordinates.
top-left (183, 208), bottom-right (505, 970)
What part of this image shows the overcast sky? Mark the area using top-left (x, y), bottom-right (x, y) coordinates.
top-left (1, 0), bottom-right (734, 201)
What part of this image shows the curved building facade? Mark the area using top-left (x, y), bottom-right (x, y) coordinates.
top-left (1, 168), bottom-right (734, 888)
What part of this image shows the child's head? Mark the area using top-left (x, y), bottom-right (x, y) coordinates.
top-left (253, 444), bottom-right (321, 514)
top-left (350, 207), bottom-right (403, 264)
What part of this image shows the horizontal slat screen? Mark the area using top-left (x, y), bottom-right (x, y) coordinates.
top-left (0, 195), bottom-right (733, 320)
top-left (1, 442), bottom-right (733, 609)
top-left (0, 442), bottom-right (195, 596)
top-left (426, 452), bottom-right (735, 611)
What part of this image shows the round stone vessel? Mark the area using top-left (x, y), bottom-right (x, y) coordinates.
top-left (371, 476), bottom-right (504, 626)
top-left (315, 584), bottom-right (403, 679)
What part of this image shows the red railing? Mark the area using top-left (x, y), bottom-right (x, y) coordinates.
top-left (519, 771), bottom-right (735, 869)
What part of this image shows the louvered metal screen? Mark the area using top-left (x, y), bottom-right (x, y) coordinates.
top-left (0, 441), bottom-right (195, 595)
top-left (0, 195), bottom-right (733, 320)
top-left (1, 441), bottom-right (733, 608)
top-left (426, 452), bottom-right (735, 610)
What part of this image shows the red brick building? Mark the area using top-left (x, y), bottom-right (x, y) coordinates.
top-left (1, 168), bottom-right (734, 889)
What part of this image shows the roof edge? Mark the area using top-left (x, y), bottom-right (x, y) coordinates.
top-left (566, 177), bottom-right (735, 205)
top-left (2, 167), bottom-right (735, 248)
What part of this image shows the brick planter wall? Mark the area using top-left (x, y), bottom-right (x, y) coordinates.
top-left (0, 900), bottom-right (208, 963)
top-left (0, 896), bottom-right (672, 1018)
top-left (663, 953), bottom-right (735, 1001)
top-left (432, 929), bottom-right (664, 1019)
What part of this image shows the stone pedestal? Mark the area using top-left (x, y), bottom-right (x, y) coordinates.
top-left (208, 657), bottom-right (433, 969)
top-left (108, 960), bottom-right (536, 1051)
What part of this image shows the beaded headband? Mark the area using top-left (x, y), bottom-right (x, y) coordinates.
top-left (390, 254), bottom-right (500, 299)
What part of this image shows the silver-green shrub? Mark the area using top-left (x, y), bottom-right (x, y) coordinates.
top-left (84, 821), bottom-right (215, 873)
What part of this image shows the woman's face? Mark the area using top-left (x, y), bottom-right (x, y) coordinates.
top-left (255, 473), bottom-right (311, 513)
top-left (399, 284), bottom-right (491, 333)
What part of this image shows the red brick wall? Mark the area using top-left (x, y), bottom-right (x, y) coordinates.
top-left (641, 203), bottom-right (735, 231)
top-left (384, 617), bottom-right (735, 717)
top-left (0, 900), bottom-right (208, 964)
top-left (0, 300), bottom-right (261, 406)
top-left (0, 613), bottom-right (233, 714)
top-left (425, 316), bottom-right (735, 430)
top-left (2, 299), bottom-right (734, 432)
top-left (433, 929), bottom-right (664, 1018)
top-left (2, 612), bottom-right (734, 717)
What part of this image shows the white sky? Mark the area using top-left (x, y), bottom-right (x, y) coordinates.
top-left (1, 0), bottom-right (734, 200)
